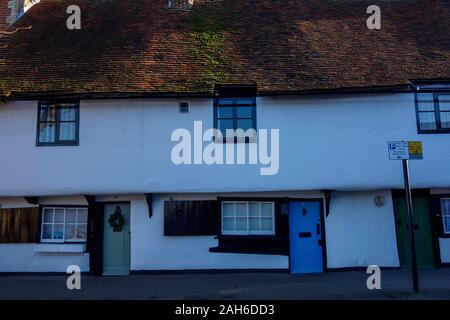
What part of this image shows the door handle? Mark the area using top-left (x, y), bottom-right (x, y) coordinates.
top-left (318, 239), bottom-right (323, 247)
top-left (316, 224), bottom-right (320, 235)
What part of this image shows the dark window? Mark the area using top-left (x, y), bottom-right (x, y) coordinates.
top-left (214, 97), bottom-right (256, 142)
top-left (37, 101), bottom-right (80, 146)
top-left (415, 93), bottom-right (450, 133)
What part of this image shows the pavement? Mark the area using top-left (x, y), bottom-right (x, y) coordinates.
top-left (0, 268), bottom-right (449, 300)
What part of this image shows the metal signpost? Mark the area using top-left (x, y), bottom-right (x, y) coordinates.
top-left (388, 141), bottom-right (423, 293)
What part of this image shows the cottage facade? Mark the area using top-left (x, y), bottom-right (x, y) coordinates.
top-left (0, 0), bottom-right (449, 274)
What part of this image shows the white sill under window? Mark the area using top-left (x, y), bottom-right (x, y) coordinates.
top-left (33, 244), bottom-right (86, 253)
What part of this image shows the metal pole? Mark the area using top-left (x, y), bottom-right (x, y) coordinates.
top-left (402, 159), bottom-right (419, 293)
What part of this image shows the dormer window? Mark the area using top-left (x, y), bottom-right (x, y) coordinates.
top-left (415, 86), bottom-right (450, 133)
top-left (213, 85), bottom-right (257, 143)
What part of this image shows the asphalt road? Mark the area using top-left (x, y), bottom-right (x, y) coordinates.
top-left (0, 268), bottom-right (449, 300)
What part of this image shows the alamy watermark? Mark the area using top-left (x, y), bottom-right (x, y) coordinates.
top-left (366, 265), bottom-right (381, 290)
top-left (171, 121), bottom-right (279, 176)
top-left (66, 265), bottom-right (81, 290)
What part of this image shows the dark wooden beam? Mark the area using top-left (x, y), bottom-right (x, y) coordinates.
top-left (24, 197), bottom-right (39, 205)
top-left (84, 195), bottom-right (96, 206)
top-left (145, 193), bottom-right (153, 218)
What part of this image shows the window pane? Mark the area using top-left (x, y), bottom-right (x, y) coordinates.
top-left (442, 199), bottom-right (450, 216)
top-left (235, 217), bottom-right (247, 231)
top-left (77, 209), bottom-right (88, 223)
top-left (59, 106), bottom-right (76, 121)
top-left (218, 119), bottom-right (234, 135)
top-left (222, 217), bottom-right (234, 232)
top-left (54, 209), bottom-right (65, 223)
top-left (440, 112), bottom-right (450, 128)
top-left (249, 217), bottom-right (260, 231)
top-left (39, 123), bottom-right (56, 143)
top-left (43, 209), bottom-right (53, 223)
top-left (218, 98), bottom-right (234, 106)
top-left (40, 104), bottom-right (56, 121)
top-left (235, 203), bottom-right (247, 217)
top-left (444, 217), bottom-right (450, 234)
top-left (42, 224), bottom-right (53, 240)
top-left (66, 209), bottom-right (76, 223)
top-left (418, 112), bottom-right (437, 130)
top-left (439, 102), bottom-right (450, 111)
top-left (53, 224), bottom-right (64, 240)
top-left (235, 99), bottom-right (255, 106)
top-left (59, 122), bottom-right (76, 141)
top-left (223, 203), bottom-right (234, 217)
top-left (236, 119), bottom-right (254, 131)
top-left (417, 93), bottom-right (434, 101)
top-left (236, 106), bottom-right (253, 118)
top-left (417, 101), bottom-right (434, 111)
top-left (76, 224), bottom-right (87, 240)
top-left (217, 106), bottom-right (233, 118)
top-left (249, 203), bottom-right (259, 217)
top-left (65, 223), bottom-right (76, 240)
top-left (261, 217), bottom-right (273, 232)
top-left (261, 203), bottom-right (273, 217)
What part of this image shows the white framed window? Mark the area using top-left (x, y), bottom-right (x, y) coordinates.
top-left (441, 198), bottom-right (450, 234)
top-left (41, 207), bottom-right (88, 243)
top-left (221, 201), bottom-right (275, 236)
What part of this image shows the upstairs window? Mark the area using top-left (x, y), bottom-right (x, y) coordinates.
top-left (415, 93), bottom-right (450, 133)
top-left (214, 97), bottom-right (257, 142)
top-left (37, 101), bottom-right (80, 146)
top-left (213, 85), bottom-right (257, 143)
top-left (441, 199), bottom-right (450, 235)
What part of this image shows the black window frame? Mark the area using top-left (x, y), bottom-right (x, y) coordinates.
top-left (36, 100), bottom-right (80, 146)
top-left (213, 97), bottom-right (257, 143)
top-left (415, 92), bottom-right (450, 134)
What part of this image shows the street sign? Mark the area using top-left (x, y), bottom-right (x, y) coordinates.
top-left (388, 140), bottom-right (423, 293)
top-left (388, 141), bottom-right (423, 160)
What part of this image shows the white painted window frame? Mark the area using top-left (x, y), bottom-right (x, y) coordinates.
top-left (221, 201), bottom-right (275, 236)
top-left (441, 198), bottom-right (450, 235)
top-left (40, 207), bottom-right (88, 243)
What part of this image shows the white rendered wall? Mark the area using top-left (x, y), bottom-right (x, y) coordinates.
top-left (0, 94), bottom-right (449, 196)
top-left (131, 193), bottom-right (289, 271)
top-left (325, 190), bottom-right (400, 268)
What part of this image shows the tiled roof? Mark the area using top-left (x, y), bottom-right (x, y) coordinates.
top-left (1, 0), bottom-right (450, 98)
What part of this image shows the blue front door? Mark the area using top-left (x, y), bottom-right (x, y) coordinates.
top-left (289, 201), bottom-right (324, 273)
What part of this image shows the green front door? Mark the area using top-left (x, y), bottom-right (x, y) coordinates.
top-left (103, 203), bottom-right (131, 275)
top-left (394, 198), bottom-right (435, 268)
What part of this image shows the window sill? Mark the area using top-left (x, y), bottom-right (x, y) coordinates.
top-left (209, 246), bottom-right (288, 255)
top-left (33, 244), bottom-right (86, 253)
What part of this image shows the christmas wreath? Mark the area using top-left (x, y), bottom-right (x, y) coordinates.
top-left (108, 206), bottom-right (125, 232)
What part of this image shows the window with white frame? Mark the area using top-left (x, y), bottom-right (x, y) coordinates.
top-left (41, 207), bottom-right (88, 242)
top-left (221, 201), bottom-right (275, 235)
top-left (441, 199), bottom-right (450, 234)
